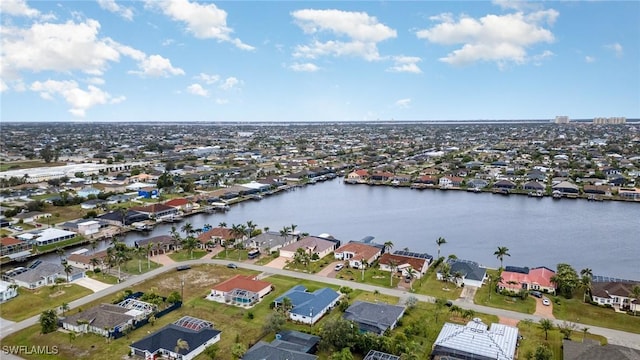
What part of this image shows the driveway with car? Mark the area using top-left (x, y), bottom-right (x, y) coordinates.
top-left (534, 296), bottom-right (555, 318)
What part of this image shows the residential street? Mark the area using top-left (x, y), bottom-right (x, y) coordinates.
top-left (2, 259), bottom-right (639, 352)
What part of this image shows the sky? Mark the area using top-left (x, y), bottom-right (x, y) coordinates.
top-left (1, 0), bottom-right (639, 122)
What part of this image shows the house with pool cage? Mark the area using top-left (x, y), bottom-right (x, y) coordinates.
top-left (207, 274), bottom-right (272, 306)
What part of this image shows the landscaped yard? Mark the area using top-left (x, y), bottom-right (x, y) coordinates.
top-left (86, 270), bottom-right (119, 285)
top-left (552, 296), bottom-right (640, 334)
top-left (168, 250), bottom-right (208, 262)
top-left (474, 283), bottom-right (536, 314)
top-left (413, 269), bottom-right (463, 300)
top-left (1, 284), bottom-right (93, 321)
top-left (516, 318), bottom-right (606, 359)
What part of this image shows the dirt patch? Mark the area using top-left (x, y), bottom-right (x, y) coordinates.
top-left (49, 290), bottom-right (66, 298)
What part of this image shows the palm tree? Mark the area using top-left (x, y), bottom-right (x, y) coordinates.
top-left (170, 226), bottom-right (181, 251)
top-left (436, 237), bottom-right (447, 259)
top-left (246, 220), bottom-right (257, 237)
top-left (361, 259), bottom-right (368, 281)
top-left (89, 257), bottom-right (101, 271)
top-left (62, 260), bottom-right (73, 283)
top-left (182, 236), bottom-right (199, 259)
top-left (280, 226), bottom-right (291, 240)
top-left (174, 338), bottom-right (190, 355)
top-left (290, 224), bottom-right (297, 236)
top-left (90, 240), bottom-right (98, 256)
top-left (389, 259), bottom-right (398, 287)
top-left (181, 222), bottom-right (194, 237)
top-left (494, 246), bottom-right (511, 269)
top-left (60, 302), bottom-right (69, 315)
top-left (279, 297), bottom-right (294, 316)
top-left (539, 319), bottom-right (554, 340)
top-left (145, 242), bottom-right (154, 269)
top-left (135, 246), bottom-right (145, 273)
top-left (56, 247), bottom-right (65, 261)
top-left (487, 273), bottom-right (504, 300)
top-left (383, 241), bottom-right (394, 254)
top-left (218, 222), bottom-right (227, 228)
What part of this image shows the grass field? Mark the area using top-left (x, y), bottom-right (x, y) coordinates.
top-left (168, 250), bottom-right (208, 262)
top-left (516, 318), bottom-right (606, 359)
top-left (0, 284), bottom-right (93, 322)
top-left (86, 270), bottom-right (119, 285)
top-left (474, 283), bottom-right (537, 314)
top-left (552, 296), bottom-right (640, 334)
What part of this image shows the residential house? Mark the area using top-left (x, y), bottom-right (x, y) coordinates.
top-left (370, 171), bottom-right (394, 182)
top-left (583, 185), bottom-right (612, 196)
top-left (243, 330), bottom-right (320, 360)
top-left (98, 210), bottom-right (148, 226)
top-left (0, 236), bottom-right (31, 258)
top-left (130, 203), bottom-right (178, 220)
top-left (245, 231), bottom-right (297, 253)
top-left (278, 236), bottom-right (337, 260)
top-left (346, 169), bottom-right (369, 182)
top-left (137, 186), bottom-right (158, 199)
top-left (526, 169), bottom-right (547, 182)
top-left (414, 175), bottom-right (438, 185)
top-left (563, 339), bottom-right (640, 360)
top-left (165, 198), bottom-right (196, 213)
top-left (76, 220), bottom-right (101, 236)
top-left (618, 188), bottom-right (640, 200)
top-left (274, 285), bottom-right (341, 325)
top-left (334, 242), bottom-right (382, 269)
top-left (467, 178), bottom-right (489, 189)
top-left (553, 181), bottom-right (579, 194)
top-left (378, 252), bottom-right (431, 279)
top-left (12, 211), bottom-right (51, 224)
top-left (0, 280), bottom-right (18, 302)
top-left (437, 259), bottom-right (487, 288)
top-left (591, 281), bottom-right (640, 312)
top-left (67, 250), bottom-right (108, 271)
top-left (208, 274), bottom-right (272, 306)
top-left (523, 181), bottom-right (545, 192)
top-left (130, 316), bottom-right (221, 360)
top-left (63, 303), bottom-right (136, 337)
top-left (432, 319), bottom-right (519, 360)
top-left (17, 228), bottom-right (76, 247)
top-left (10, 262), bottom-right (85, 289)
top-left (492, 179), bottom-right (517, 190)
top-left (80, 199), bottom-right (107, 209)
top-left (343, 301), bottom-right (406, 335)
top-left (498, 266), bottom-right (556, 294)
top-left (129, 173), bottom-right (158, 183)
top-left (135, 235), bottom-right (176, 255)
top-left (76, 187), bottom-right (101, 198)
top-left (197, 227), bottom-right (235, 248)
top-left (439, 176), bottom-right (464, 188)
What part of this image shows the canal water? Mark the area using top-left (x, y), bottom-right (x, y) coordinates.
top-left (64, 178), bottom-right (640, 280)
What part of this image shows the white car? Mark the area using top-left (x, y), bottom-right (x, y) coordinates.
top-left (542, 298), bottom-right (551, 306)
top-left (334, 263), bottom-right (344, 271)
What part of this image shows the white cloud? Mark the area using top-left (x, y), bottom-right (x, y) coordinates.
top-left (186, 83), bottom-right (208, 97)
top-left (1, 0), bottom-right (42, 18)
top-left (128, 54), bottom-right (185, 77)
top-left (30, 79), bottom-right (124, 117)
top-left (291, 9), bottom-right (396, 61)
top-left (215, 98), bottom-right (229, 105)
top-left (86, 77), bottom-right (106, 85)
top-left (387, 56), bottom-right (422, 73)
top-left (416, 9), bottom-right (557, 66)
top-left (220, 77), bottom-right (240, 90)
top-left (195, 73), bottom-right (220, 85)
top-left (605, 42), bottom-right (623, 58)
top-left (97, 0), bottom-right (134, 21)
top-left (290, 62), bottom-right (320, 72)
top-left (1, 20), bottom-right (120, 76)
top-left (149, 0), bottom-right (254, 50)
top-left (585, 55), bottom-right (596, 63)
top-left (395, 98), bottom-right (411, 108)
top-left (0, 79), bottom-right (7, 92)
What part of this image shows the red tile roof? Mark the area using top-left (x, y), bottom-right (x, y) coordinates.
top-left (164, 198), bottom-right (189, 207)
top-left (378, 253), bottom-right (426, 271)
top-left (499, 267), bottom-right (556, 289)
top-left (198, 227), bottom-right (235, 243)
top-left (212, 275), bottom-right (272, 293)
top-left (130, 203), bottom-right (175, 214)
top-left (0, 237), bottom-right (23, 246)
top-left (335, 243), bottom-right (381, 262)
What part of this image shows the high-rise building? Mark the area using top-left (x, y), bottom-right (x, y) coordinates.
top-left (593, 117), bottom-right (626, 124)
top-left (554, 116), bottom-right (570, 124)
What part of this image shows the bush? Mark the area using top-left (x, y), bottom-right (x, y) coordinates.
top-left (93, 268), bottom-right (101, 274)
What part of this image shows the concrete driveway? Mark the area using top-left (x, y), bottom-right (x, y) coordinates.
top-left (264, 256), bottom-right (288, 269)
top-left (534, 296), bottom-right (555, 319)
top-left (75, 277), bottom-right (112, 292)
top-left (458, 286), bottom-right (478, 303)
top-left (317, 261), bottom-right (343, 278)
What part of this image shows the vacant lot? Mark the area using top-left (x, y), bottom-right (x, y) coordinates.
top-left (1, 284), bottom-right (93, 321)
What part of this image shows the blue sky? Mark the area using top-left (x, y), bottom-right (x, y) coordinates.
top-left (1, 0), bottom-right (638, 122)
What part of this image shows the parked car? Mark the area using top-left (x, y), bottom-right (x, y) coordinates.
top-left (531, 291), bottom-right (542, 298)
top-left (227, 263), bottom-right (238, 269)
top-left (334, 263), bottom-right (344, 271)
top-left (445, 300), bottom-right (453, 307)
top-left (542, 298), bottom-right (551, 306)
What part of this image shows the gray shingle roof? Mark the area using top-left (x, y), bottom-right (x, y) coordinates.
top-left (343, 301), bottom-right (405, 335)
top-left (563, 339), bottom-right (640, 360)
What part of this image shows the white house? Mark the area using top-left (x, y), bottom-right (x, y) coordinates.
top-left (77, 220), bottom-right (100, 236)
top-left (0, 280), bottom-right (18, 302)
top-left (278, 236), bottom-right (336, 260)
top-left (334, 243), bottom-right (381, 270)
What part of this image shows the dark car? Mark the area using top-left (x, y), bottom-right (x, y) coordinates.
top-left (531, 291), bottom-right (542, 298)
top-left (445, 300), bottom-right (453, 307)
top-left (227, 263), bottom-right (238, 269)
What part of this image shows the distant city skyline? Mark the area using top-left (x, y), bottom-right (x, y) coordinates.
top-left (1, 0), bottom-right (638, 122)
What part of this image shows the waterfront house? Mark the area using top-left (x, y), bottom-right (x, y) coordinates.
top-left (378, 252), bottom-right (431, 279)
top-left (583, 185), bottom-right (612, 196)
top-left (243, 330), bottom-right (320, 360)
top-left (523, 181), bottom-right (545, 192)
top-left (130, 316), bottom-right (221, 360)
top-left (466, 178), bottom-right (489, 189)
top-left (437, 259), bottom-right (487, 288)
top-left (245, 231), bottom-right (297, 253)
top-left (552, 181), bottom-right (579, 194)
top-left (208, 274), bottom-right (272, 306)
top-left (67, 250), bottom-right (108, 270)
top-left (493, 179), bottom-right (517, 190)
top-left (17, 228), bottom-right (76, 247)
top-left (0, 236), bottom-right (31, 258)
top-left (334, 242), bottom-right (382, 269)
top-left (278, 236), bottom-right (337, 260)
top-left (498, 266), bottom-right (556, 294)
top-left (591, 281), bottom-right (640, 312)
top-left (0, 280), bottom-right (18, 302)
top-left (130, 203), bottom-right (178, 220)
top-left (415, 175), bottom-right (438, 185)
top-left (343, 301), bottom-right (406, 335)
top-left (346, 169), bottom-right (369, 182)
top-left (136, 235), bottom-right (175, 255)
top-left (197, 227), bottom-right (235, 248)
top-left (370, 171), bottom-right (394, 182)
top-left (439, 176), bottom-right (463, 188)
top-left (432, 319), bottom-right (518, 360)
top-left (164, 197), bottom-right (196, 212)
top-left (97, 210), bottom-right (148, 226)
top-left (76, 220), bottom-right (101, 236)
top-left (274, 285), bottom-right (341, 325)
top-left (63, 303), bottom-right (136, 337)
top-left (618, 187), bottom-right (640, 200)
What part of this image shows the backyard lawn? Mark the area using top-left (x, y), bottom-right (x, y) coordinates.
top-left (474, 283), bottom-right (536, 314)
top-left (1, 284), bottom-right (93, 322)
top-left (552, 296), bottom-right (640, 334)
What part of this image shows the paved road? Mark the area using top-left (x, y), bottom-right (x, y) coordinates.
top-left (2, 259), bottom-right (639, 351)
